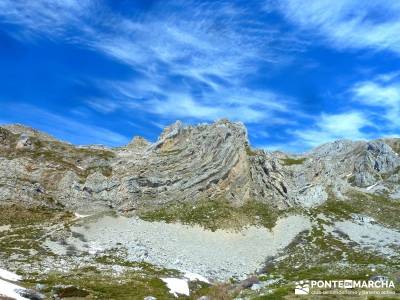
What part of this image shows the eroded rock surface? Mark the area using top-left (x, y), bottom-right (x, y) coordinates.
top-left (0, 120), bottom-right (399, 212)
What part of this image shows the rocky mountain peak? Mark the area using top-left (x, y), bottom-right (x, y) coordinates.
top-left (2, 123), bottom-right (58, 142)
top-left (0, 120), bottom-right (400, 214)
top-left (159, 120), bottom-right (184, 141)
top-left (126, 136), bottom-right (150, 149)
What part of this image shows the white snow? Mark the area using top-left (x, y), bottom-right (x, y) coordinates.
top-left (74, 212), bottom-right (91, 219)
top-left (366, 182), bottom-right (379, 191)
top-left (0, 225), bottom-right (10, 232)
top-left (161, 278), bottom-right (190, 297)
top-left (0, 268), bottom-right (21, 282)
top-left (183, 271), bottom-right (210, 283)
top-left (0, 278), bottom-right (28, 300)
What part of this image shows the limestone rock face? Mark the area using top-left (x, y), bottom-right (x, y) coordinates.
top-left (113, 119), bottom-right (289, 210)
top-left (354, 141), bottom-right (400, 187)
top-left (0, 120), bottom-right (399, 212)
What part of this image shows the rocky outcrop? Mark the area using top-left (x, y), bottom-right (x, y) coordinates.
top-left (0, 120), bottom-right (399, 212)
top-left (354, 141), bottom-right (400, 187)
top-left (113, 119), bottom-right (289, 210)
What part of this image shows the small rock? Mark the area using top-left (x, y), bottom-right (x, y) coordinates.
top-left (35, 283), bottom-right (47, 291)
top-left (18, 289), bottom-right (45, 300)
top-left (239, 276), bottom-right (259, 289)
top-left (144, 296), bottom-right (157, 300)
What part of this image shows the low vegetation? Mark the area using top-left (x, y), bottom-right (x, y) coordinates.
top-left (0, 205), bottom-right (73, 260)
top-left (281, 157), bottom-right (306, 166)
top-left (312, 191), bottom-right (400, 228)
top-left (24, 266), bottom-right (176, 300)
top-left (0, 204), bottom-right (72, 226)
top-left (139, 199), bottom-right (280, 231)
top-left (245, 145), bottom-right (258, 156)
top-left (21, 251), bottom-right (215, 300)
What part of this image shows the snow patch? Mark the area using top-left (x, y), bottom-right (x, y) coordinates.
top-left (366, 182), bottom-right (379, 191)
top-left (184, 271), bottom-right (210, 283)
top-left (0, 225), bottom-right (10, 232)
top-left (0, 268), bottom-right (22, 282)
top-left (0, 278), bottom-right (28, 300)
top-left (74, 212), bottom-right (91, 219)
top-left (161, 278), bottom-right (190, 297)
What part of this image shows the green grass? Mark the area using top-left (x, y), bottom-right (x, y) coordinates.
top-left (261, 205), bottom-right (399, 285)
top-left (139, 199), bottom-right (280, 231)
top-left (0, 130), bottom-right (115, 185)
top-left (22, 260), bottom-right (213, 300)
top-left (0, 205), bottom-right (73, 259)
top-left (25, 268), bottom-right (176, 300)
top-left (246, 145), bottom-right (258, 156)
top-left (0, 204), bottom-right (72, 226)
top-left (312, 191), bottom-right (400, 228)
top-left (281, 157), bottom-right (306, 166)
top-left (252, 286), bottom-right (292, 300)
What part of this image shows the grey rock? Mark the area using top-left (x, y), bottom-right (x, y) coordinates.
top-left (35, 283), bottom-right (47, 291)
top-left (0, 120), bottom-right (399, 212)
top-left (18, 288), bottom-right (45, 300)
top-left (354, 141), bottom-right (400, 187)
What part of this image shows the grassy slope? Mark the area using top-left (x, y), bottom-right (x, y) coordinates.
top-left (139, 199), bottom-right (281, 231)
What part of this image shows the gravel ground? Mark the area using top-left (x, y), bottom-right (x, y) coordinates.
top-left (48, 214), bottom-right (311, 281)
top-left (334, 220), bottom-right (400, 256)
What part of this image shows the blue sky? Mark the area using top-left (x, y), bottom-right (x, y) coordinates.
top-left (0, 0), bottom-right (399, 152)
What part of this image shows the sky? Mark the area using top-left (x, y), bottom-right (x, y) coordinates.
top-left (0, 0), bottom-right (399, 152)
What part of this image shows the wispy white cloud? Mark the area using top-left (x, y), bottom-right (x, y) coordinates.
top-left (86, 98), bottom-right (120, 114)
top-left (351, 77), bottom-right (400, 128)
top-left (0, 0), bottom-right (94, 41)
top-left (275, 0), bottom-right (400, 55)
top-left (0, 0), bottom-right (298, 83)
top-left (1, 104), bottom-right (128, 146)
top-left (280, 73), bottom-right (400, 152)
top-left (0, 0), bottom-right (308, 130)
top-left (291, 111), bottom-right (371, 147)
top-left (94, 78), bottom-right (297, 124)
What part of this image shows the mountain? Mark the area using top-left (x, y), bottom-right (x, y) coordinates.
top-left (1, 119), bottom-right (399, 213)
top-left (1, 120), bottom-right (400, 299)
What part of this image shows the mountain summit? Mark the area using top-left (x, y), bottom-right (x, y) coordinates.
top-left (1, 120), bottom-right (399, 214)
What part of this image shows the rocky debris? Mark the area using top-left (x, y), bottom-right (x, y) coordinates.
top-left (46, 214), bottom-right (312, 281)
top-left (0, 120), bottom-right (399, 212)
top-left (18, 289), bottom-right (45, 300)
top-left (294, 185), bottom-right (328, 207)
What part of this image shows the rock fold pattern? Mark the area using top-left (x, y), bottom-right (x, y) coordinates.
top-left (0, 120), bottom-right (399, 212)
